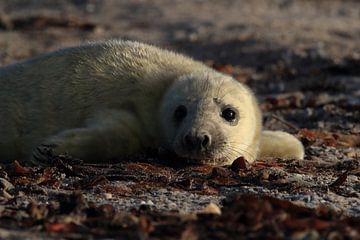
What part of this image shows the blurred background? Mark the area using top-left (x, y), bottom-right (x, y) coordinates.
top-left (0, 0), bottom-right (359, 132)
top-left (1, 0), bottom-right (359, 63)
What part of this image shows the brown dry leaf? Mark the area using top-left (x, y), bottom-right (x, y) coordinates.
top-left (87, 175), bottom-right (110, 188)
top-left (181, 225), bottom-right (198, 240)
top-left (202, 187), bottom-right (219, 195)
top-left (5, 14), bottom-right (96, 31)
top-left (298, 129), bottom-right (360, 148)
top-left (261, 92), bottom-right (304, 111)
top-left (283, 218), bottom-right (332, 230)
top-left (329, 171), bottom-right (348, 188)
top-left (138, 216), bottom-right (155, 235)
top-left (252, 159), bottom-right (285, 169)
top-left (210, 62), bottom-right (234, 75)
top-left (336, 134), bottom-right (360, 147)
top-left (209, 176), bottom-right (239, 187)
top-left (34, 167), bottom-right (53, 185)
top-left (230, 157), bottom-right (249, 172)
top-left (189, 165), bottom-right (215, 174)
top-left (13, 176), bottom-right (33, 186)
top-left (298, 128), bottom-right (318, 139)
top-left (101, 184), bottom-right (131, 195)
top-left (124, 162), bottom-right (172, 181)
top-left (211, 167), bottom-right (232, 178)
top-left (173, 178), bottom-right (194, 190)
top-left (46, 222), bottom-right (78, 233)
top-left (14, 160), bottom-right (31, 175)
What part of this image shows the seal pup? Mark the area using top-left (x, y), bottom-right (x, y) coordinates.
top-left (0, 40), bottom-right (304, 165)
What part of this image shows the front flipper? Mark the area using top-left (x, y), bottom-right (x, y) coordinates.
top-left (258, 130), bottom-right (304, 160)
top-left (31, 144), bottom-right (58, 166)
top-left (31, 110), bottom-right (145, 165)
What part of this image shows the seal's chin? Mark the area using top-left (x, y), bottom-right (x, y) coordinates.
top-left (172, 146), bottom-right (231, 165)
top-left (173, 143), bottom-right (208, 158)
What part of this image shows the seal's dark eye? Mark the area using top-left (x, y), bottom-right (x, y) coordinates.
top-left (174, 105), bottom-right (187, 121)
top-left (221, 108), bottom-right (237, 122)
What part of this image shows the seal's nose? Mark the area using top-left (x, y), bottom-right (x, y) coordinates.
top-left (183, 131), bottom-right (211, 151)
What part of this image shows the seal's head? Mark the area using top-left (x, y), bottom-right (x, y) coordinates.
top-left (159, 71), bottom-right (262, 165)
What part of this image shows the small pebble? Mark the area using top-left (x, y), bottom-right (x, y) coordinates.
top-left (103, 193), bottom-right (112, 200)
top-left (199, 203), bottom-right (221, 215)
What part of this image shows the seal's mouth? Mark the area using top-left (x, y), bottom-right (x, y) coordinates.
top-left (174, 145), bottom-right (211, 159)
top-left (169, 130), bottom-right (236, 165)
top-left (158, 147), bottom-right (219, 166)
top-left (160, 141), bottom-right (238, 165)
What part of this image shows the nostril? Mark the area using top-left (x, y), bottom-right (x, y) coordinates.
top-left (201, 134), bottom-right (210, 148)
top-left (183, 132), bottom-right (211, 150)
top-left (184, 134), bottom-right (195, 148)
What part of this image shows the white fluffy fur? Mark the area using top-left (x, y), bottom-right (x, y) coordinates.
top-left (0, 40), bottom-right (304, 164)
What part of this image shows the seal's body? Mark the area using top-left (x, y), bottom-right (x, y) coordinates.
top-left (0, 40), bottom-right (304, 164)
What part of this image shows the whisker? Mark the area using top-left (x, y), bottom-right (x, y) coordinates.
top-left (220, 142), bottom-right (256, 162)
